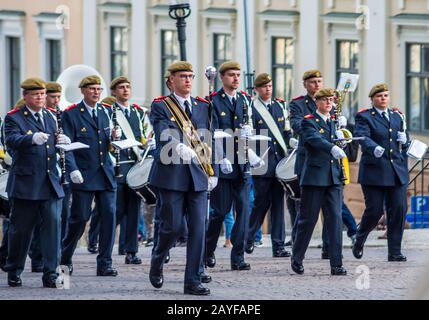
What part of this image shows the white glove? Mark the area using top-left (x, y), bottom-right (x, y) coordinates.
top-left (289, 138), bottom-right (299, 149)
top-left (248, 148), bottom-right (265, 169)
top-left (374, 146), bottom-right (385, 158)
top-left (331, 145), bottom-right (347, 160)
top-left (335, 130), bottom-right (347, 149)
top-left (113, 127), bottom-right (122, 139)
top-left (176, 143), bottom-right (197, 161)
top-left (220, 158), bottom-right (233, 174)
top-left (397, 132), bottom-right (407, 145)
top-left (208, 176), bottom-right (218, 192)
top-left (32, 132), bottom-right (50, 145)
top-left (240, 125), bottom-right (253, 139)
top-left (57, 134), bottom-right (71, 145)
top-left (70, 170), bottom-right (84, 184)
top-left (147, 138), bottom-right (156, 151)
top-left (338, 116), bottom-right (347, 128)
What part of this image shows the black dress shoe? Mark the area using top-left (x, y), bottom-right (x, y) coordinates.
top-left (245, 241), bottom-right (255, 254)
top-left (184, 283), bottom-right (210, 296)
top-left (164, 254), bottom-right (170, 264)
top-left (125, 253), bottom-right (142, 265)
top-left (42, 274), bottom-right (59, 288)
top-left (331, 266), bottom-right (347, 276)
top-left (388, 254), bottom-right (407, 262)
top-left (145, 238), bottom-right (154, 247)
top-left (8, 274), bottom-right (22, 287)
top-left (149, 270), bottom-right (164, 289)
top-left (352, 243), bottom-right (363, 259)
top-left (291, 260), bottom-right (304, 275)
top-left (97, 266), bottom-right (118, 277)
top-left (284, 240), bottom-right (293, 247)
top-left (231, 261), bottom-right (251, 271)
top-left (200, 273), bottom-right (212, 283)
top-left (87, 245), bottom-right (98, 254)
top-left (321, 251), bottom-right (330, 260)
top-left (31, 265), bottom-right (44, 273)
top-left (206, 252), bottom-right (216, 268)
top-left (273, 248), bottom-right (291, 258)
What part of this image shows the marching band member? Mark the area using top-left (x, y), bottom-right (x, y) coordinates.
top-left (206, 61), bottom-right (263, 271)
top-left (291, 88), bottom-right (347, 276)
top-left (4, 78), bottom-right (71, 287)
top-left (245, 73), bottom-right (292, 258)
top-left (110, 76), bottom-right (153, 265)
top-left (60, 75), bottom-right (120, 277)
top-left (148, 61), bottom-right (218, 295)
top-left (352, 84), bottom-right (409, 262)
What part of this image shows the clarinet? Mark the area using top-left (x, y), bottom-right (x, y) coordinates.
top-left (112, 103), bottom-right (123, 178)
top-left (55, 105), bottom-right (68, 185)
top-left (242, 98), bottom-right (250, 174)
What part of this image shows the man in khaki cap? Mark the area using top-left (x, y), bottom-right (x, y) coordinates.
top-left (206, 60), bottom-right (263, 272)
top-left (352, 83), bottom-right (409, 263)
top-left (60, 74), bottom-right (122, 277)
top-left (3, 78), bottom-right (71, 288)
top-left (291, 88), bottom-right (348, 276)
top-left (149, 61), bottom-right (217, 295)
top-left (245, 73), bottom-right (292, 258)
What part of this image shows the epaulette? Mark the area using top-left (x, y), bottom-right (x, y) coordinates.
top-left (196, 96), bottom-right (209, 104)
top-left (101, 103), bottom-right (112, 109)
top-left (132, 104), bottom-right (144, 111)
top-left (392, 107), bottom-right (403, 115)
top-left (240, 90), bottom-right (251, 97)
top-left (358, 108), bottom-right (369, 113)
top-left (66, 104), bottom-right (78, 111)
top-left (275, 98), bottom-right (285, 103)
top-left (7, 108), bottom-right (20, 115)
top-left (210, 91), bottom-right (218, 97)
top-left (153, 96), bottom-right (167, 103)
top-left (293, 95), bottom-right (304, 101)
top-left (304, 114), bottom-right (315, 119)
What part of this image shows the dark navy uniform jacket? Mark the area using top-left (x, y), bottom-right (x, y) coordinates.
top-left (211, 88), bottom-right (252, 180)
top-left (251, 98), bottom-right (292, 178)
top-left (149, 95), bottom-right (217, 192)
top-left (62, 101), bottom-right (117, 191)
top-left (112, 103), bottom-right (145, 184)
top-left (4, 106), bottom-right (64, 200)
top-left (354, 107), bottom-right (409, 186)
top-left (289, 94), bottom-right (317, 175)
top-left (300, 113), bottom-right (343, 187)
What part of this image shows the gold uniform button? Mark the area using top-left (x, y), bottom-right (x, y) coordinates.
top-left (390, 149), bottom-right (393, 153)
top-left (101, 162), bottom-right (104, 166)
top-left (389, 129), bottom-right (393, 132)
top-left (47, 157), bottom-right (51, 161)
top-left (391, 159), bottom-right (394, 162)
top-left (98, 130), bottom-right (101, 134)
top-left (46, 145), bottom-right (49, 149)
top-left (275, 152), bottom-right (278, 155)
top-left (47, 170), bottom-right (50, 173)
top-left (274, 142), bottom-right (277, 145)
top-left (99, 141), bottom-right (102, 144)
top-left (390, 139), bottom-right (393, 142)
top-left (100, 152), bottom-right (103, 155)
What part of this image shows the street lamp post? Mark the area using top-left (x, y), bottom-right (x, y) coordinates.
top-left (169, 0), bottom-right (191, 61)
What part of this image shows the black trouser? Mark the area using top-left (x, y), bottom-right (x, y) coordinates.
top-left (292, 185), bottom-right (343, 267)
top-left (207, 178), bottom-right (250, 264)
top-left (61, 190), bottom-right (116, 269)
top-left (6, 198), bottom-right (62, 276)
top-left (356, 184), bottom-right (407, 256)
top-left (247, 177), bottom-right (285, 251)
top-left (151, 188), bottom-right (206, 285)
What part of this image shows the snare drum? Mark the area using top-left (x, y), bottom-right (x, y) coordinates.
top-left (126, 157), bottom-right (157, 206)
top-left (0, 171), bottom-right (9, 201)
top-left (275, 152), bottom-right (301, 200)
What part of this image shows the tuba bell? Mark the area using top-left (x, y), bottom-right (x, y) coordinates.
top-left (56, 64), bottom-right (108, 110)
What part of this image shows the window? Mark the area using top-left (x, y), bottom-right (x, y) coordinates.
top-left (336, 40), bottom-right (359, 122)
top-left (110, 26), bottom-right (128, 80)
top-left (407, 44), bottom-right (429, 133)
top-left (272, 37), bottom-right (294, 102)
top-left (46, 39), bottom-right (62, 81)
top-left (7, 37), bottom-right (21, 107)
top-left (213, 34), bottom-right (232, 90)
top-left (161, 30), bottom-right (179, 95)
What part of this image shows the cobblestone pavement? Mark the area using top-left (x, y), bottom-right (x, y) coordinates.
top-left (0, 230), bottom-right (428, 300)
